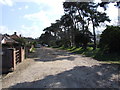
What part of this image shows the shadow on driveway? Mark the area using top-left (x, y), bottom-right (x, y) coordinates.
top-left (9, 64), bottom-right (119, 88)
top-left (34, 56), bottom-right (76, 62)
top-left (33, 48), bottom-right (76, 62)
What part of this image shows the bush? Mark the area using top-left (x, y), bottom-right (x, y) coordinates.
top-left (99, 25), bottom-right (120, 53)
top-left (75, 31), bottom-right (92, 49)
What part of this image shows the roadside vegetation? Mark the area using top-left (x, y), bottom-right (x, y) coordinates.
top-left (16, 37), bottom-right (37, 53)
top-left (53, 25), bottom-right (120, 64)
top-left (57, 46), bottom-right (120, 64)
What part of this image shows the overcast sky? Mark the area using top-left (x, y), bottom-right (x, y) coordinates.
top-left (0, 0), bottom-right (118, 38)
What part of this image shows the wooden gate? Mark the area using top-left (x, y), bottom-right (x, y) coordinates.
top-left (15, 49), bottom-right (21, 64)
top-left (2, 47), bottom-right (25, 73)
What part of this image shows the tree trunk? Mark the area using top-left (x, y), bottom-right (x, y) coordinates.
top-left (70, 11), bottom-right (76, 47)
top-left (91, 18), bottom-right (97, 50)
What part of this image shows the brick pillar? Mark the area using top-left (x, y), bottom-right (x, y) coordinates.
top-left (8, 48), bottom-right (16, 71)
top-left (20, 47), bottom-right (25, 62)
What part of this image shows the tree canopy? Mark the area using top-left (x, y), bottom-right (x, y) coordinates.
top-left (38, 1), bottom-right (119, 51)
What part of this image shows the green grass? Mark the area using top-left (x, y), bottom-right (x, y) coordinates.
top-left (30, 47), bottom-right (36, 53)
top-left (67, 47), bottom-right (77, 51)
top-left (100, 61), bottom-right (120, 64)
top-left (56, 46), bottom-right (120, 64)
top-left (58, 46), bottom-right (68, 50)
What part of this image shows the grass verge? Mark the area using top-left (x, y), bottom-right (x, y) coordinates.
top-left (57, 46), bottom-right (120, 64)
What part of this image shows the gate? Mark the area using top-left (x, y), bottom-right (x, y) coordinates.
top-left (2, 47), bottom-right (24, 73)
top-left (15, 49), bottom-right (21, 64)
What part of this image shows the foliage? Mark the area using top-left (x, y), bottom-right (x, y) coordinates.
top-left (21, 37), bottom-right (37, 49)
top-left (99, 25), bottom-right (120, 53)
top-left (31, 41), bottom-right (37, 47)
top-left (39, 31), bottom-right (55, 46)
top-left (55, 39), bottom-right (70, 48)
top-left (57, 46), bottom-right (120, 63)
top-left (75, 30), bottom-right (92, 49)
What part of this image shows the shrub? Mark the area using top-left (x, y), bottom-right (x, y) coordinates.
top-left (99, 25), bottom-right (120, 53)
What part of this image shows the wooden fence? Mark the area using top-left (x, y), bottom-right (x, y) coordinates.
top-left (2, 47), bottom-right (25, 73)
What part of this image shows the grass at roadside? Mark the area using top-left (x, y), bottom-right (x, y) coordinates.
top-left (99, 61), bottom-right (120, 64)
top-left (57, 46), bottom-right (120, 64)
top-left (29, 47), bottom-right (36, 53)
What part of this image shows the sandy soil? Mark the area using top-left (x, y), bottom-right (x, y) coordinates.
top-left (2, 47), bottom-right (120, 88)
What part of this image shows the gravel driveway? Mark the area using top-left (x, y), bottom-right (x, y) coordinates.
top-left (2, 47), bottom-right (120, 88)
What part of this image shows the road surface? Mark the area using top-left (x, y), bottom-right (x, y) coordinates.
top-left (2, 47), bottom-right (120, 88)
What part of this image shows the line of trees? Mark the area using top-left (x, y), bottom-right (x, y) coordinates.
top-left (38, 1), bottom-right (119, 51)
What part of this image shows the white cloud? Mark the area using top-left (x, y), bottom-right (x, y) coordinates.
top-left (0, 26), bottom-right (9, 34)
top-left (18, 7), bottom-right (22, 10)
top-left (0, 0), bottom-right (13, 6)
top-left (97, 3), bottom-right (118, 26)
top-left (0, 25), bottom-right (42, 38)
top-left (23, 0), bottom-right (65, 29)
top-left (0, 0), bottom-right (65, 7)
top-left (20, 25), bottom-right (43, 38)
top-left (18, 5), bottom-right (29, 10)
top-left (24, 10), bottom-right (52, 27)
top-left (0, 0), bottom-right (6, 5)
top-left (105, 3), bottom-right (118, 26)
top-left (25, 5), bottom-right (29, 9)
top-left (14, 0), bottom-right (65, 5)
top-left (0, 26), bottom-right (19, 35)
top-left (106, 3), bottom-right (118, 18)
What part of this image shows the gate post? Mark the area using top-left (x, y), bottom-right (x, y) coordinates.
top-left (13, 48), bottom-right (16, 70)
top-left (8, 48), bottom-right (16, 71)
top-left (20, 47), bottom-right (24, 62)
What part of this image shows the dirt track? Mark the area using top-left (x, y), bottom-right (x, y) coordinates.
top-left (2, 47), bottom-right (120, 88)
